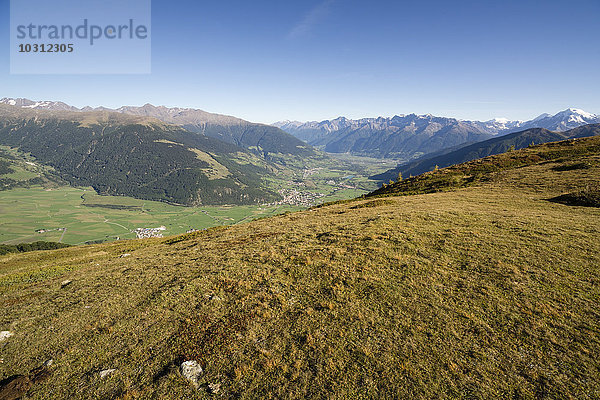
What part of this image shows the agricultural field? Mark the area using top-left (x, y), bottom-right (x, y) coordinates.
top-left (0, 187), bottom-right (302, 245)
top-left (0, 169), bottom-right (377, 246)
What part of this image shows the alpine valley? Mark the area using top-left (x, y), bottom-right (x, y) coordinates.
top-left (1, 98), bottom-right (599, 246)
top-left (0, 98), bottom-right (381, 245)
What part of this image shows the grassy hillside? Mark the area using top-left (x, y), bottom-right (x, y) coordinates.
top-left (370, 135), bottom-right (600, 199)
top-left (374, 124), bottom-right (600, 182)
top-left (0, 146), bottom-right (64, 191)
top-left (0, 137), bottom-right (599, 398)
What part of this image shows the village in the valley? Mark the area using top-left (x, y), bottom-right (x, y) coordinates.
top-left (134, 226), bottom-right (166, 239)
top-left (269, 167), bottom-right (359, 207)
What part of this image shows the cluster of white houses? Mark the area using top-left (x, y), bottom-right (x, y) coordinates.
top-left (270, 189), bottom-right (325, 207)
top-left (134, 226), bottom-right (166, 239)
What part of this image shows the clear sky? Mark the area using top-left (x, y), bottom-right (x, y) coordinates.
top-left (0, 0), bottom-right (599, 123)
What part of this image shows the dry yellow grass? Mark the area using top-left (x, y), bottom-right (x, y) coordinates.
top-left (0, 137), bottom-right (599, 399)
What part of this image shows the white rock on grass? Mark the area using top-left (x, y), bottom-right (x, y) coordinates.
top-left (0, 331), bottom-right (14, 341)
top-left (99, 369), bottom-right (116, 378)
top-left (181, 361), bottom-right (203, 387)
top-left (61, 280), bottom-right (72, 288)
top-left (120, 254), bottom-right (131, 258)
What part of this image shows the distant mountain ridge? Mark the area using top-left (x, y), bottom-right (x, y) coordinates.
top-left (4, 97), bottom-right (597, 161)
top-left (0, 98), bottom-right (80, 112)
top-left (373, 123), bottom-right (600, 182)
top-left (277, 115), bottom-right (496, 159)
top-left (115, 104), bottom-right (315, 158)
top-left (274, 108), bottom-right (600, 159)
top-left (0, 98), bottom-right (315, 159)
top-left (518, 108), bottom-right (599, 131)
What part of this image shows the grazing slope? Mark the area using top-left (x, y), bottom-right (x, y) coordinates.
top-left (0, 106), bottom-right (277, 206)
top-left (0, 137), bottom-right (599, 398)
top-left (374, 124), bottom-right (600, 181)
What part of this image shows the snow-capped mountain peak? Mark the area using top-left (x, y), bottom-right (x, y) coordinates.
top-left (553, 108), bottom-right (598, 125)
top-left (565, 108), bottom-right (596, 119)
top-left (0, 97), bottom-right (79, 111)
top-left (520, 108), bottom-right (599, 131)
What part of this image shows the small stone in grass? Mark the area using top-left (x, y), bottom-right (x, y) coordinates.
top-left (0, 331), bottom-right (14, 341)
top-left (181, 361), bottom-right (203, 387)
top-left (99, 369), bottom-right (116, 378)
top-left (61, 280), bottom-right (72, 288)
top-left (120, 253), bottom-right (131, 258)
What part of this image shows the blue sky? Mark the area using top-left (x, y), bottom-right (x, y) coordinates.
top-left (0, 0), bottom-right (599, 123)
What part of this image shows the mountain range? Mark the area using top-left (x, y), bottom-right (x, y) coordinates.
top-left (5, 97), bottom-right (598, 163)
top-left (2, 97), bottom-right (599, 205)
top-left (275, 108), bottom-right (600, 159)
top-left (374, 124), bottom-right (600, 182)
top-left (0, 98), bottom-right (315, 160)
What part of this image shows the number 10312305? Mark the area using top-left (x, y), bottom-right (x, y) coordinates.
top-left (18, 43), bottom-right (74, 53)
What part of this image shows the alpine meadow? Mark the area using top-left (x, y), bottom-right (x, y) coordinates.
top-left (1, 1), bottom-right (599, 399)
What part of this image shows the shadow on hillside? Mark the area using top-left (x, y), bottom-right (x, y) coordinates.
top-left (548, 186), bottom-right (600, 208)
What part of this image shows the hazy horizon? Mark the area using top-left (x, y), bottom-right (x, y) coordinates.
top-left (1, 0), bottom-right (598, 123)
